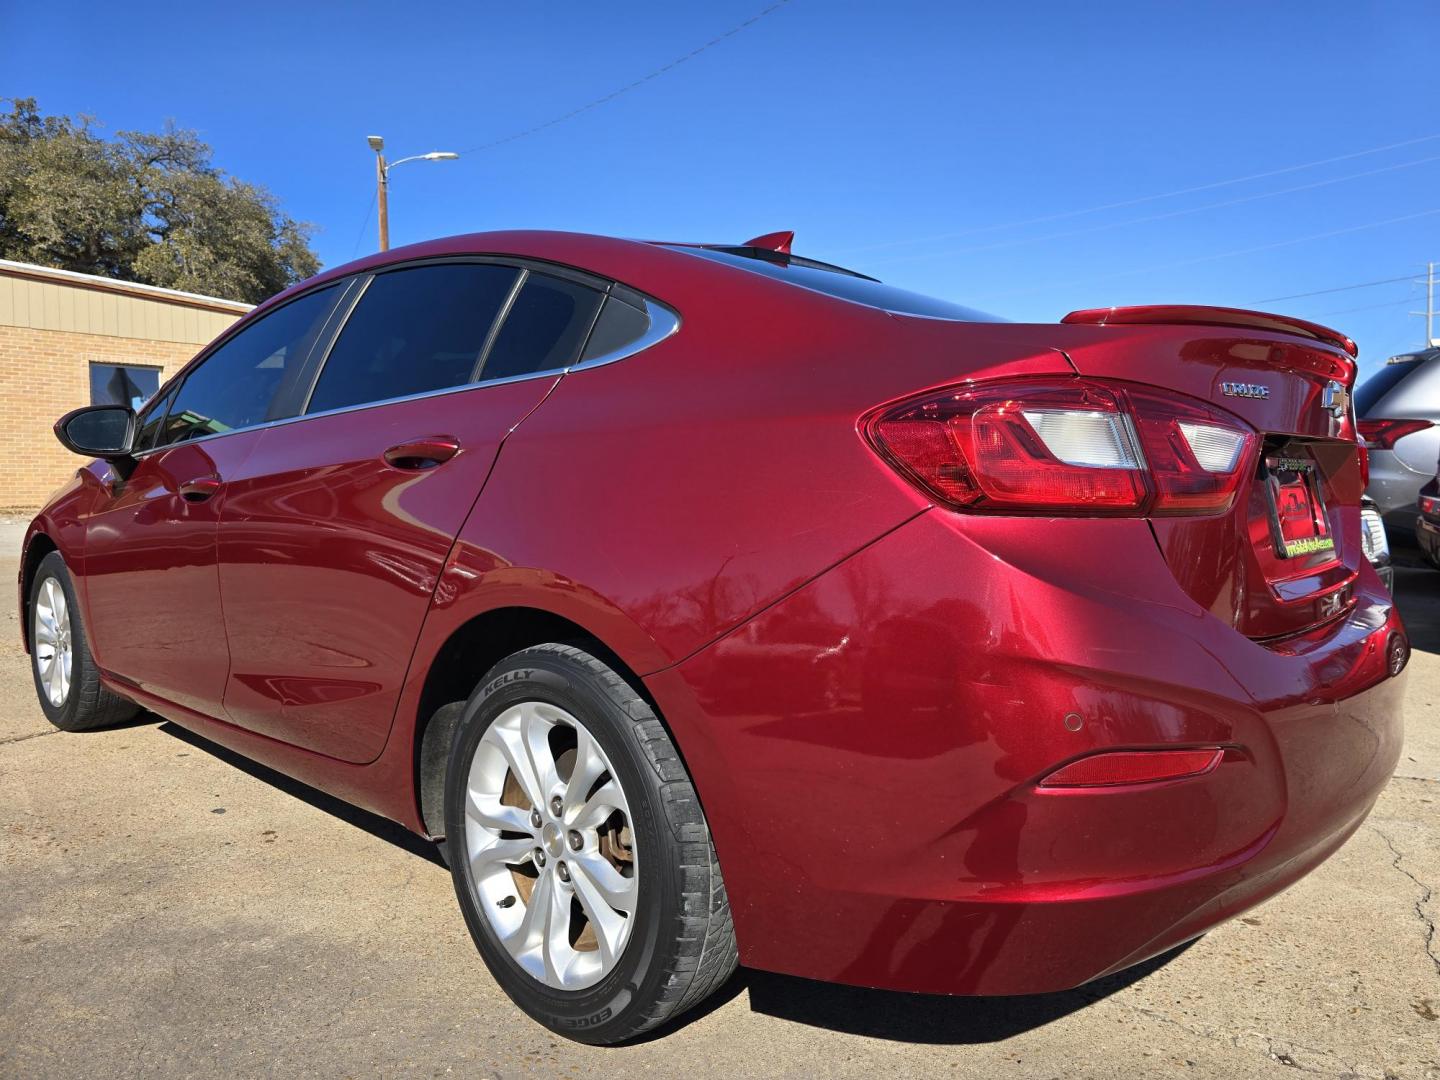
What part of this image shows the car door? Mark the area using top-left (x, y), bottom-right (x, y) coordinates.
top-left (216, 260), bottom-right (607, 763)
top-left (80, 283), bottom-right (346, 716)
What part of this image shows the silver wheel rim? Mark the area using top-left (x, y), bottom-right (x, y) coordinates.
top-left (33, 576), bottom-right (73, 708)
top-left (463, 700), bottom-right (638, 991)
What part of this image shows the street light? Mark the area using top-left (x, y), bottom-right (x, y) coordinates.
top-left (366, 135), bottom-right (460, 252)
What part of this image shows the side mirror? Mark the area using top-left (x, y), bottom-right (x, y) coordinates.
top-left (54, 404), bottom-right (137, 460)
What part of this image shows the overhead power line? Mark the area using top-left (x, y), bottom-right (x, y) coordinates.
top-left (867, 154), bottom-right (1440, 267)
top-left (350, 186), bottom-right (378, 258)
top-left (840, 131), bottom-right (1440, 256)
top-left (1250, 274), bottom-right (1422, 304)
top-left (973, 208), bottom-right (1440, 301)
top-left (1312, 295), bottom-right (1420, 317)
top-left (457, 1), bottom-right (792, 155)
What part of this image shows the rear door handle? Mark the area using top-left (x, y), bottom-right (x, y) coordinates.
top-left (178, 476), bottom-right (223, 502)
top-left (383, 436), bottom-right (461, 470)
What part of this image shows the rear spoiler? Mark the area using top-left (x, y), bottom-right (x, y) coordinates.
top-left (1062, 305), bottom-right (1358, 359)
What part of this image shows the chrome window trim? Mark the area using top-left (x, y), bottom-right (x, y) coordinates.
top-left (130, 365), bottom-right (570, 460)
top-left (573, 297), bottom-right (681, 371)
top-left (129, 270), bottom-right (681, 461)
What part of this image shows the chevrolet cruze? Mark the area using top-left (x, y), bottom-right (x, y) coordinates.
top-left (21, 230), bottom-right (1407, 1043)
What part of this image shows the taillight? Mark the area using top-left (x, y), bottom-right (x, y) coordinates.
top-left (1357, 441), bottom-right (1370, 488)
top-left (866, 378), bottom-right (1256, 516)
top-left (1357, 417), bottom-right (1434, 449)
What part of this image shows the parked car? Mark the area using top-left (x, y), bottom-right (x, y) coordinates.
top-left (1417, 469), bottom-right (1440, 568)
top-left (1356, 347), bottom-right (1440, 536)
top-left (20, 231), bottom-right (1408, 1043)
top-left (1361, 494), bottom-right (1394, 590)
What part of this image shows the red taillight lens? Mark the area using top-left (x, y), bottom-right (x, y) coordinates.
top-left (1039, 748), bottom-right (1224, 788)
top-left (1357, 417), bottom-right (1434, 449)
top-left (1357, 441), bottom-right (1370, 488)
top-left (867, 378), bottom-right (1255, 516)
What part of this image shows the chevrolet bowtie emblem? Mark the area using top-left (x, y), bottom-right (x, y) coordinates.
top-left (1320, 380), bottom-right (1349, 418)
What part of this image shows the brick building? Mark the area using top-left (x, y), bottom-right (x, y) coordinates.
top-left (0, 260), bottom-right (250, 510)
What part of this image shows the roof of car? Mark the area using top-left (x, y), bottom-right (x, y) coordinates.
top-left (250, 229), bottom-right (872, 322)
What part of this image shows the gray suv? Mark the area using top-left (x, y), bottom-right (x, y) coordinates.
top-left (1357, 346), bottom-right (1440, 536)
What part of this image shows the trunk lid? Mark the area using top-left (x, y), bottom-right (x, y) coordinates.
top-left (1052, 309), bottom-right (1362, 640)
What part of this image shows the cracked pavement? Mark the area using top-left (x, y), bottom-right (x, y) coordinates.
top-left (1, 520), bottom-right (1437, 1079)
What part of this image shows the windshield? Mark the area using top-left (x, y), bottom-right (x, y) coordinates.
top-left (669, 245), bottom-right (1005, 323)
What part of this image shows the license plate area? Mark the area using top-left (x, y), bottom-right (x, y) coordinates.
top-left (1263, 450), bottom-right (1336, 562)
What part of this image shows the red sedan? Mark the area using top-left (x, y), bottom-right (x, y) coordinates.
top-left (21, 230), bottom-right (1406, 1043)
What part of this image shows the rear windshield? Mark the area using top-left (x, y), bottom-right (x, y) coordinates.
top-left (1356, 358), bottom-right (1424, 415)
top-left (669, 245), bottom-right (1005, 323)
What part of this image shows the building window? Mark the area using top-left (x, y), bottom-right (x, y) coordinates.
top-left (89, 363), bottom-right (162, 410)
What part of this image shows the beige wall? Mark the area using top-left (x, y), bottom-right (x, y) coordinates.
top-left (0, 262), bottom-right (249, 511)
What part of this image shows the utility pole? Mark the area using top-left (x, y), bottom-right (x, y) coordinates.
top-left (366, 135), bottom-right (459, 253)
top-left (1426, 262), bottom-right (1437, 348)
top-left (1412, 261), bottom-right (1438, 348)
top-left (370, 137), bottom-right (390, 251)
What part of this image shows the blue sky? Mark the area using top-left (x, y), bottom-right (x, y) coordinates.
top-left (4, 0), bottom-right (1438, 373)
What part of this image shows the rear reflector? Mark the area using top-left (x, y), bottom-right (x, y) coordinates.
top-left (1357, 418), bottom-right (1434, 450)
top-left (866, 377), bottom-right (1256, 516)
top-left (1039, 748), bottom-right (1224, 788)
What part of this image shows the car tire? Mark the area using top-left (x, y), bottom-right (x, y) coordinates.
top-left (444, 643), bottom-right (737, 1044)
top-left (28, 551), bottom-right (142, 732)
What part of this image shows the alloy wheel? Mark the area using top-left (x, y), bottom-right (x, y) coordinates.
top-left (33, 577), bottom-right (72, 708)
top-left (462, 700), bottom-right (638, 990)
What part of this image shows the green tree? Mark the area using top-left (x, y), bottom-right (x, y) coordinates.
top-left (0, 98), bottom-right (319, 303)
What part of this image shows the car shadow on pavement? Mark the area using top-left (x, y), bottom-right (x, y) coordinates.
top-left (728, 943), bottom-right (1195, 1044)
top-left (156, 721), bottom-right (448, 869)
top-left (623, 940), bottom-right (1195, 1045)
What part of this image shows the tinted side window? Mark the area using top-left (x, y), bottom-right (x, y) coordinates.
top-left (580, 293), bottom-right (650, 362)
top-left (481, 272), bottom-right (604, 382)
top-left (307, 264), bottom-right (518, 414)
top-left (162, 284), bottom-right (340, 445)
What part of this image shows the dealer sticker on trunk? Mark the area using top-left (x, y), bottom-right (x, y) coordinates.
top-left (1264, 454), bottom-right (1336, 560)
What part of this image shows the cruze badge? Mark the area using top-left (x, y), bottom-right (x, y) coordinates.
top-left (1320, 379), bottom-right (1349, 418)
top-left (1221, 382), bottom-right (1270, 400)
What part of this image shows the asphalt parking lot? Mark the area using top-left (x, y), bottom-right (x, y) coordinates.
top-left (1, 520), bottom-right (1436, 1080)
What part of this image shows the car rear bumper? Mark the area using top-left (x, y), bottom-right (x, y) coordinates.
top-left (1418, 514), bottom-right (1440, 562)
top-left (647, 510), bottom-right (1407, 995)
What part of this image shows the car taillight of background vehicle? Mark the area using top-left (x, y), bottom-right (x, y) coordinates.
top-left (866, 378), bottom-right (1256, 515)
top-left (1421, 494), bottom-right (1440, 516)
top-left (1357, 417), bottom-right (1435, 449)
